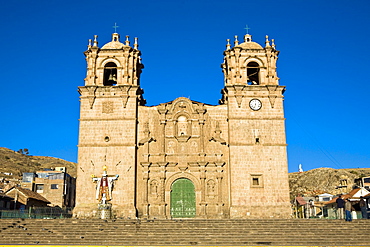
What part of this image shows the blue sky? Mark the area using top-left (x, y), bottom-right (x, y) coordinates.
top-left (1, 0), bottom-right (369, 173)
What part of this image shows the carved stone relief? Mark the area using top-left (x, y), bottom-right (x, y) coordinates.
top-left (150, 179), bottom-right (159, 200)
top-left (102, 101), bottom-right (114, 113)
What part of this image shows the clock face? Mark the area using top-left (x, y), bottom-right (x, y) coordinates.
top-left (249, 99), bottom-right (262, 111)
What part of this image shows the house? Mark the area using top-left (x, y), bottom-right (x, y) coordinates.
top-left (317, 193), bottom-right (334, 202)
top-left (4, 187), bottom-right (50, 209)
top-left (0, 193), bottom-right (14, 209)
top-left (21, 167), bottom-right (76, 208)
top-left (293, 196), bottom-right (317, 218)
top-left (325, 187), bottom-right (370, 219)
top-left (361, 176), bottom-right (370, 191)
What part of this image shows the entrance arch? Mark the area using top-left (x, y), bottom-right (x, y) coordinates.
top-left (170, 178), bottom-right (196, 218)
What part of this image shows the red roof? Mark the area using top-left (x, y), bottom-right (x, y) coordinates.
top-left (324, 188), bottom-right (361, 205)
top-left (295, 196), bottom-right (307, 205)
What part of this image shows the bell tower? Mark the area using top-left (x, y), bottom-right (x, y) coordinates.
top-left (221, 33), bottom-right (291, 218)
top-left (74, 32), bottom-right (145, 218)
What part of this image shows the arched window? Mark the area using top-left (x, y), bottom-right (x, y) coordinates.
top-left (103, 62), bottom-right (118, 86)
top-left (246, 62), bottom-right (260, 85)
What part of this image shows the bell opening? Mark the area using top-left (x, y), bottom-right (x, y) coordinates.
top-left (103, 62), bottom-right (118, 86)
top-left (246, 62), bottom-right (260, 85)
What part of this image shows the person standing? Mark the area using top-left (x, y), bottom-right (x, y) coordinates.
top-left (359, 196), bottom-right (368, 219)
top-left (345, 199), bottom-right (353, 222)
top-left (336, 195), bottom-right (345, 219)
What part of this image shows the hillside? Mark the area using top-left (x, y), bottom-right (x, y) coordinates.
top-left (288, 167), bottom-right (370, 200)
top-left (1, 146), bottom-right (369, 200)
top-left (0, 147), bottom-right (77, 180)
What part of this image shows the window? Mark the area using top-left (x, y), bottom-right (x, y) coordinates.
top-left (250, 174), bottom-right (263, 188)
top-left (22, 173), bottom-right (35, 182)
top-left (51, 184), bottom-right (59, 189)
top-left (36, 184), bottom-right (44, 193)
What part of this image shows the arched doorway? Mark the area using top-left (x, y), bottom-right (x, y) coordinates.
top-left (170, 178), bottom-right (196, 218)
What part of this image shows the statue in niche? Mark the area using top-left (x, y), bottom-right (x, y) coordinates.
top-left (191, 141), bottom-right (198, 152)
top-left (207, 179), bottom-right (216, 198)
top-left (177, 116), bottom-right (188, 136)
top-left (192, 124), bottom-right (199, 135)
top-left (180, 144), bottom-right (185, 152)
top-left (167, 141), bottom-right (175, 154)
top-left (150, 180), bottom-right (159, 199)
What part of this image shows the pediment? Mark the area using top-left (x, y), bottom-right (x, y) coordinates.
top-left (157, 97), bottom-right (207, 119)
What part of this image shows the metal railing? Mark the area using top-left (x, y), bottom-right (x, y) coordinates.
top-left (0, 207), bottom-right (73, 219)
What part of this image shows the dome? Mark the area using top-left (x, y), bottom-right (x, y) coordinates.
top-left (236, 41), bottom-right (263, 49)
top-left (235, 34), bottom-right (263, 50)
top-left (102, 41), bottom-right (126, 49)
top-left (101, 33), bottom-right (127, 49)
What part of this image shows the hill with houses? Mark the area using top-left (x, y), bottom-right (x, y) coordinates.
top-left (0, 147), bottom-right (76, 191)
top-left (289, 167), bottom-right (370, 200)
top-left (0, 147), bottom-right (369, 199)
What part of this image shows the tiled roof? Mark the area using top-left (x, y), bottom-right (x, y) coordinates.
top-left (6, 187), bottom-right (50, 203)
top-left (295, 196), bottom-right (307, 205)
top-left (0, 192), bottom-right (12, 199)
top-left (325, 188), bottom-right (361, 205)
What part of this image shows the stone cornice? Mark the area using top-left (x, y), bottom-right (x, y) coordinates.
top-left (228, 143), bottom-right (287, 147)
top-left (79, 118), bottom-right (137, 121)
top-left (78, 143), bottom-right (136, 147)
top-left (227, 117), bottom-right (286, 120)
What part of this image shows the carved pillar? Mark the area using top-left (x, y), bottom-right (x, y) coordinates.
top-left (197, 109), bottom-right (206, 154)
top-left (158, 108), bottom-right (167, 162)
top-left (199, 162), bottom-right (207, 217)
top-left (141, 162), bottom-right (151, 217)
top-left (158, 162), bottom-right (168, 217)
top-left (216, 162), bottom-right (224, 216)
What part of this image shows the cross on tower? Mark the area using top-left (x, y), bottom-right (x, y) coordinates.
top-left (113, 23), bottom-right (119, 33)
top-left (244, 24), bottom-right (251, 34)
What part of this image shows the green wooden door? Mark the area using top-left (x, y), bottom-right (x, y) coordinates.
top-left (170, 178), bottom-right (196, 218)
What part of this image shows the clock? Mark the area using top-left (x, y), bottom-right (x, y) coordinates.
top-left (249, 99), bottom-right (262, 111)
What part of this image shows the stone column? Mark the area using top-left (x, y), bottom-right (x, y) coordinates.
top-left (158, 108), bottom-right (167, 163)
top-left (216, 162), bottom-right (224, 217)
top-left (197, 109), bottom-right (206, 154)
top-left (199, 162), bottom-right (207, 217)
top-left (158, 162), bottom-right (168, 218)
top-left (141, 162), bottom-right (150, 218)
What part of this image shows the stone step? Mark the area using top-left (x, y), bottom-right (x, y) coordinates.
top-left (1, 218), bottom-right (369, 246)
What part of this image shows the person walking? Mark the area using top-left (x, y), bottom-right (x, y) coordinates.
top-left (336, 195), bottom-right (345, 219)
top-left (359, 196), bottom-right (368, 219)
top-left (345, 199), bottom-right (353, 222)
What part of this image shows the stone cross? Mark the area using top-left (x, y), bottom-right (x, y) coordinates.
top-left (113, 23), bottom-right (119, 33)
top-left (244, 24), bottom-right (250, 34)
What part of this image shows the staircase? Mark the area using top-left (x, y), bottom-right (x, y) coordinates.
top-left (0, 218), bottom-right (368, 246)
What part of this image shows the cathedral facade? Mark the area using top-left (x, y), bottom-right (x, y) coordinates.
top-left (74, 31), bottom-right (291, 219)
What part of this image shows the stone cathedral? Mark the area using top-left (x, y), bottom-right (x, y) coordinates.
top-left (74, 30), bottom-right (291, 219)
